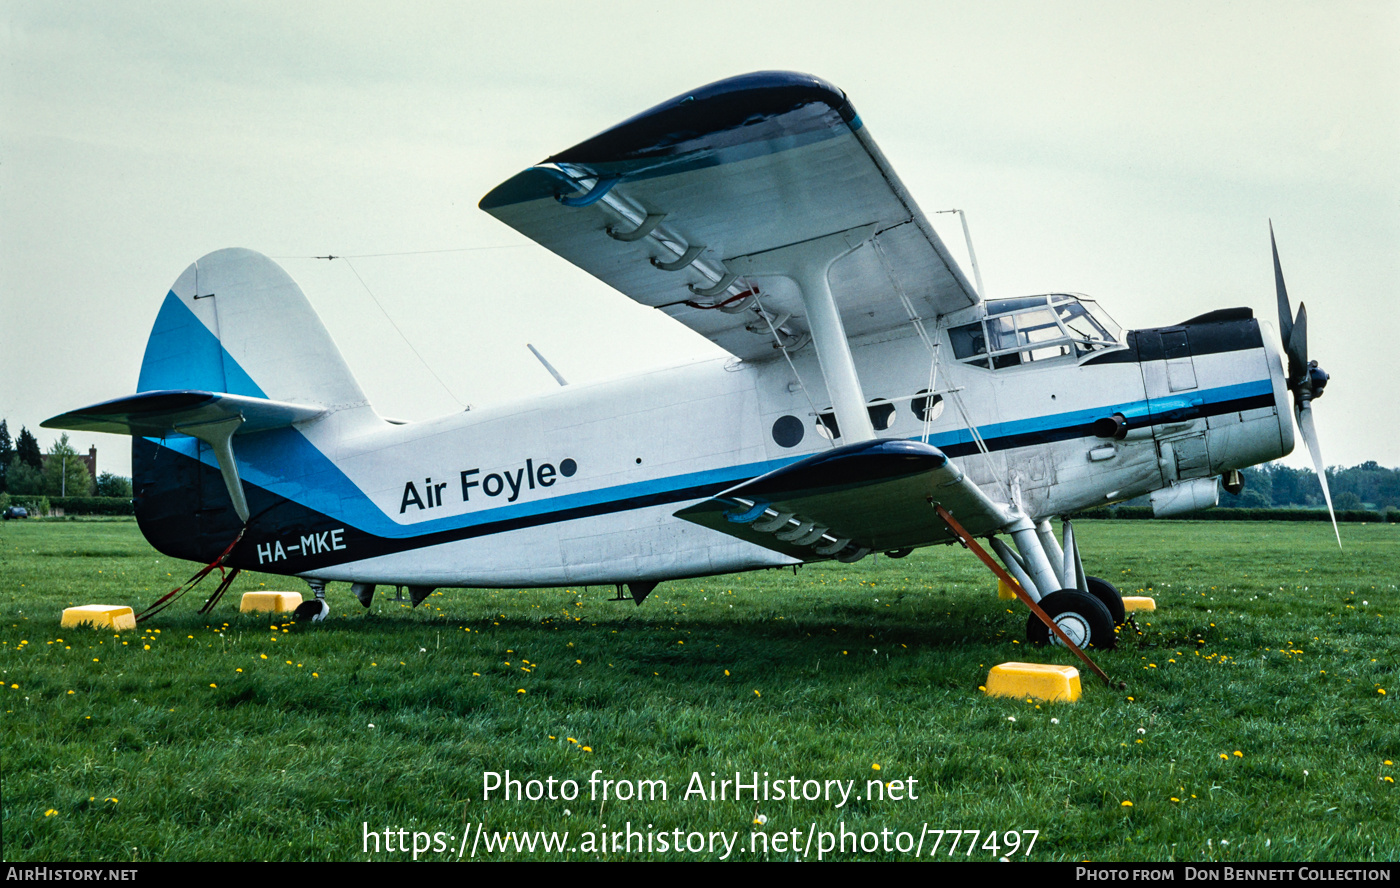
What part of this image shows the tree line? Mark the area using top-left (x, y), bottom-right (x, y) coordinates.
top-left (1220, 462), bottom-right (1400, 511)
top-left (0, 419), bottom-right (131, 499)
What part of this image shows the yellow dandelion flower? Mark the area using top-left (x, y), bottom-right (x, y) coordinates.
top-left (1233, 751), bottom-right (1243, 758)
top-left (754, 690), bottom-right (761, 697)
top-left (871, 763), bottom-right (881, 771)
top-left (582, 746), bottom-right (592, 752)
top-left (517, 689), bottom-right (526, 694)
top-left (1121, 800), bottom-right (1133, 807)
top-left (1220, 754), bottom-right (1229, 760)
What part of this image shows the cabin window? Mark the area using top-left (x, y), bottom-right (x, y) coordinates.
top-left (867, 400), bottom-right (896, 431)
top-left (910, 390), bottom-right (945, 422)
top-left (772, 415), bottom-right (804, 448)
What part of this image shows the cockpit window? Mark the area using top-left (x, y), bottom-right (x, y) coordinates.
top-left (948, 293), bottom-right (1123, 370)
top-left (949, 322), bottom-right (988, 366)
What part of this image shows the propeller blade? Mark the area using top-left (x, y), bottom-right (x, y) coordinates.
top-left (1287, 302), bottom-right (1309, 382)
top-left (1271, 222), bottom-right (1294, 350)
top-left (1297, 404), bottom-right (1341, 549)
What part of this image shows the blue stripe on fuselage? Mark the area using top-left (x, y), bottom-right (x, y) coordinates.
top-left (162, 374), bottom-right (1273, 542)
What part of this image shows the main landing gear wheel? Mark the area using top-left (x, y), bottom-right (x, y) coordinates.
top-left (1085, 575), bottom-right (1126, 626)
top-left (1026, 589), bottom-right (1117, 650)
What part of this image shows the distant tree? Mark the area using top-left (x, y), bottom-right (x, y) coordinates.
top-left (95, 473), bottom-right (133, 498)
top-left (42, 434), bottom-right (93, 497)
top-left (0, 419), bottom-right (11, 493)
top-left (1235, 486), bottom-right (1272, 508)
top-left (1266, 464), bottom-right (1316, 507)
top-left (6, 461), bottom-right (46, 495)
top-left (15, 427), bottom-right (42, 469)
top-left (1333, 490), bottom-right (1363, 510)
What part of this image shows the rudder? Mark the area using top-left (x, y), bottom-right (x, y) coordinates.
top-left (137, 248), bottom-right (370, 411)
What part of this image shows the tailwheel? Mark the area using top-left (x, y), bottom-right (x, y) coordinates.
top-left (1027, 589), bottom-right (1117, 650)
top-left (1085, 575), bottom-right (1126, 626)
top-left (293, 599), bottom-right (329, 622)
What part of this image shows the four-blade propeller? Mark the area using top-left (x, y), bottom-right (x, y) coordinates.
top-left (1271, 222), bottom-right (1340, 548)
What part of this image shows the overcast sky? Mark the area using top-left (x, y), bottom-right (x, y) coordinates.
top-left (3, 1), bottom-right (1397, 480)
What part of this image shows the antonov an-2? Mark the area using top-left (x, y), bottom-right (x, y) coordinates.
top-left (46, 72), bottom-right (1333, 653)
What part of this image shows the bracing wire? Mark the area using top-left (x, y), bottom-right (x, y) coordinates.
top-left (338, 257), bottom-right (466, 410)
top-left (751, 291), bottom-right (835, 450)
top-left (272, 245), bottom-right (525, 260)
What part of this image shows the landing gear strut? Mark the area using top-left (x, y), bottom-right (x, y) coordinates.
top-left (934, 505), bottom-right (1115, 688)
top-left (987, 516), bottom-right (1125, 648)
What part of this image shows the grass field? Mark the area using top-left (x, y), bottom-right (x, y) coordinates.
top-left (2, 517), bottom-right (1395, 862)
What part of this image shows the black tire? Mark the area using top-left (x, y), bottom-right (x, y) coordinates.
top-left (293, 599), bottom-right (329, 622)
top-left (1026, 589), bottom-right (1117, 650)
top-left (1085, 575), bottom-right (1126, 625)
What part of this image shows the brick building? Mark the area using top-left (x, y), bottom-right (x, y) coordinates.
top-left (40, 445), bottom-right (97, 495)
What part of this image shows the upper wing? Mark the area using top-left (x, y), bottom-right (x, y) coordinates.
top-left (675, 439), bottom-right (1010, 561)
top-left (480, 71), bottom-right (980, 362)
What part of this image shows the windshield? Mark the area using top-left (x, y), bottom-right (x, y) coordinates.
top-left (948, 293), bottom-right (1123, 369)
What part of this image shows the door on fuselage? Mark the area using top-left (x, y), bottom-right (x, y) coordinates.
top-left (1136, 327), bottom-right (1210, 482)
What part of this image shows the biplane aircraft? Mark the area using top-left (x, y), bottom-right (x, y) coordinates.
top-left (46, 71), bottom-right (1334, 652)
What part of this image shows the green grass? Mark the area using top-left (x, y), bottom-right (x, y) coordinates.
top-left (2, 518), bottom-right (1396, 861)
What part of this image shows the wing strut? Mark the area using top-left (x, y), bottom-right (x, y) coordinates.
top-left (729, 224), bottom-right (879, 443)
top-left (934, 505), bottom-right (1115, 689)
top-left (176, 416), bottom-right (251, 523)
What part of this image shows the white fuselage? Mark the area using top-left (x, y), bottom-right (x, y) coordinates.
top-left (271, 306), bottom-right (1290, 588)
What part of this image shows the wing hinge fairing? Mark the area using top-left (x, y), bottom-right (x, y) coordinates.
top-left (551, 166), bottom-right (813, 352)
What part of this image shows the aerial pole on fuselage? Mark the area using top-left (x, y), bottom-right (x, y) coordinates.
top-left (935, 209), bottom-right (986, 298)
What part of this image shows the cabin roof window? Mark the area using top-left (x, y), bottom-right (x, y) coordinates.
top-left (947, 293), bottom-right (1123, 370)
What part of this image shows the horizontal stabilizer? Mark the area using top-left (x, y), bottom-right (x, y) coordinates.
top-left (43, 390), bottom-right (325, 439)
top-left (675, 439), bottom-right (1008, 559)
